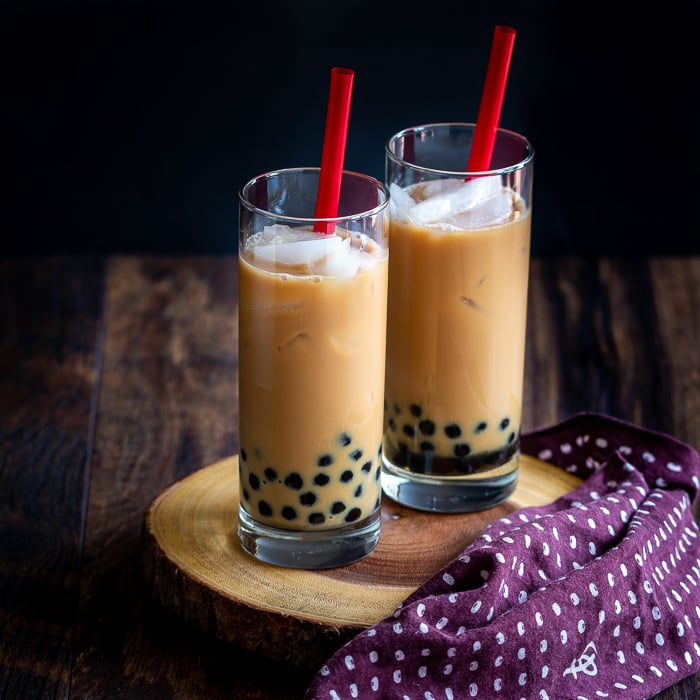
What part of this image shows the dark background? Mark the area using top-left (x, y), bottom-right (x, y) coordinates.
top-left (3, 0), bottom-right (699, 257)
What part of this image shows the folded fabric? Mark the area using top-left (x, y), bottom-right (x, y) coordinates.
top-left (304, 412), bottom-right (700, 700)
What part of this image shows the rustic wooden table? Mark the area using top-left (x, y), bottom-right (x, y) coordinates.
top-left (1, 255), bottom-right (699, 699)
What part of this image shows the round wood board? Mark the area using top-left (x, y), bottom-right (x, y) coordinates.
top-left (141, 454), bottom-right (581, 669)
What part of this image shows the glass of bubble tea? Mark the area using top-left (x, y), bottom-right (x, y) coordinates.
top-left (381, 123), bottom-right (534, 513)
top-left (237, 167), bottom-right (390, 568)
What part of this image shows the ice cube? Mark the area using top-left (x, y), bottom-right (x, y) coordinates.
top-left (450, 191), bottom-right (514, 229)
top-left (251, 230), bottom-right (346, 267)
top-left (408, 176), bottom-right (504, 225)
top-left (389, 182), bottom-right (418, 221)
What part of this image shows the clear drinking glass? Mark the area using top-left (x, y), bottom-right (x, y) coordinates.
top-left (237, 167), bottom-right (390, 568)
top-left (381, 123), bottom-right (534, 512)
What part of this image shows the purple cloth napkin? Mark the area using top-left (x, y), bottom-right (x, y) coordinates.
top-left (304, 413), bottom-right (700, 700)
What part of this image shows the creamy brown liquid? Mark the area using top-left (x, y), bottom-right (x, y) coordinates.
top-left (383, 194), bottom-right (531, 476)
top-left (238, 233), bottom-right (388, 530)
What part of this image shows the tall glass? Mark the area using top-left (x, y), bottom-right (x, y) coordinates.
top-left (237, 168), bottom-right (390, 568)
top-left (382, 123), bottom-right (534, 512)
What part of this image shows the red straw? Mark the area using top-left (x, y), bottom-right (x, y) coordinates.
top-left (314, 67), bottom-right (354, 234)
top-left (466, 26), bottom-right (516, 174)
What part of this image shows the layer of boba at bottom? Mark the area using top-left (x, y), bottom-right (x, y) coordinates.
top-left (382, 438), bottom-right (519, 476)
top-left (237, 504), bottom-right (381, 569)
top-left (380, 451), bottom-right (519, 513)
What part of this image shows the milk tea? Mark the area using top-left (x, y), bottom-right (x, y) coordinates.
top-left (383, 176), bottom-right (531, 481)
top-left (239, 227), bottom-right (388, 532)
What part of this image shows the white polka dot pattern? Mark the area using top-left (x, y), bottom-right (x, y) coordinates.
top-left (304, 413), bottom-right (700, 700)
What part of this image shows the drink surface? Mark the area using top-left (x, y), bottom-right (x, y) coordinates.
top-left (383, 177), bottom-right (531, 476)
top-left (239, 226), bottom-right (388, 530)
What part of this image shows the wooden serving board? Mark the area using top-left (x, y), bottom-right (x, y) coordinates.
top-left (141, 454), bottom-right (581, 670)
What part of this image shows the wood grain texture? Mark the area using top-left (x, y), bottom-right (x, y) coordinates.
top-left (1, 256), bottom-right (698, 699)
top-left (0, 257), bottom-right (103, 699)
top-left (141, 454), bottom-right (582, 670)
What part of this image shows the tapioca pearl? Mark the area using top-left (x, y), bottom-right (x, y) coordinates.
top-left (300, 491), bottom-right (317, 506)
top-left (308, 512), bottom-right (325, 525)
top-left (507, 432), bottom-right (516, 444)
top-left (318, 454), bottom-right (334, 467)
top-left (350, 449), bottom-right (363, 461)
top-left (341, 470), bottom-right (354, 482)
top-left (375, 466), bottom-right (381, 481)
top-left (242, 488), bottom-right (250, 501)
top-left (331, 501), bottom-right (346, 514)
top-left (388, 418), bottom-right (397, 431)
top-left (314, 473), bottom-right (330, 486)
top-left (241, 448), bottom-right (248, 461)
top-left (445, 423), bottom-right (462, 438)
top-left (354, 485), bottom-right (363, 498)
top-left (410, 404), bottom-right (422, 417)
top-left (258, 500), bottom-right (273, 517)
top-left (281, 505), bottom-right (297, 521)
top-left (263, 466), bottom-right (277, 482)
top-left (361, 461), bottom-right (372, 473)
top-left (419, 419), bottom-right (435, 435)
top-left (402, 424), bottom-right (415, 438)
top-left (393, 403), bottom-right (401, 415)
top-left (454, 443), bottom-right (471, 458)
top-left (345, 507), bottom-right (362, 522)
top-left (248, 473), bottom-right (261, 490)
top-left (420, 441), bottom-right (435, 452)
top-left (499, 417), bottom-right (510, 431)
top-left (285, 473), bottom-right (303, 490)
top-left (474, 421), bottom-right (488, 434)
top-left (339, 432), bottom-right (352, 447)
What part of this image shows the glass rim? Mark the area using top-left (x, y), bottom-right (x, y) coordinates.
top-left (385, 122), bottom-right (534, 178)
top-left (239, 166), bottom-right (391, 226)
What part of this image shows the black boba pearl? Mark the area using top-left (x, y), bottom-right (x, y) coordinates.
top-left (350, 449), bottom-right (363, 461)
top-left (388, 418), bottom-right (397, 431)
top-left (361, 461), bottom-right (372, 473)
top-left (454, 443), bottom-right (471, 457)
top-left (402, 424), bottom-right (415, 438)
top-left (281, 506), bottom-right (297, 520)
top-left (507, 431), bottom-right (516, 443)
top-left (409, 404), bottom-right (422, 417)
top-left (340, 470), bottom-right (353, 482)
top-left (420, 441), bottom-right (435, 452)
top-left (313, 473), bottom-right (330, 486)
top-left (475, 421), bottom-right (488, 433)
top-left (284, 473), bottom-right (303, 490)
top-left (258, 500), bottom-right (272, 517)
top-left (318, 454), bottom-right (334, 467)
top-left (354, 485), bottom-right (363, 498)
top-left (331, 501), bottom-right (346, 514)
top-left (345, 508), bottom-right (362, 523)
top-left (300, 491), bottom-right (317, 506)
top-left (309, 512), bottom-right (325, 525)
top-left (248, 473), bottom-right (261, 490)
top-left (419, 419), bottom-right (435, 435)
top-left (394, 449), bottom-right (408, 467)
top-left (393, 403), bottom-right (401, 414)
top-left (264, 466), bottom-right (278, 481)
top-left (500, 417), bottom-right (510, 430)
top-left (242, 488), bottom-right (250, 501)
top-left (339, 432), bottom-right (352, 447)
top-left (241, 448), bottom-right (247, 461)
top-left (375, 466), bottom-right (381, 480)
top-left (445, 424), bottom-right (462, 439)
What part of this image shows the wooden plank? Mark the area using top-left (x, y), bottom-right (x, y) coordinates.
top-left (0, 257), bottom-right (103, 699)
